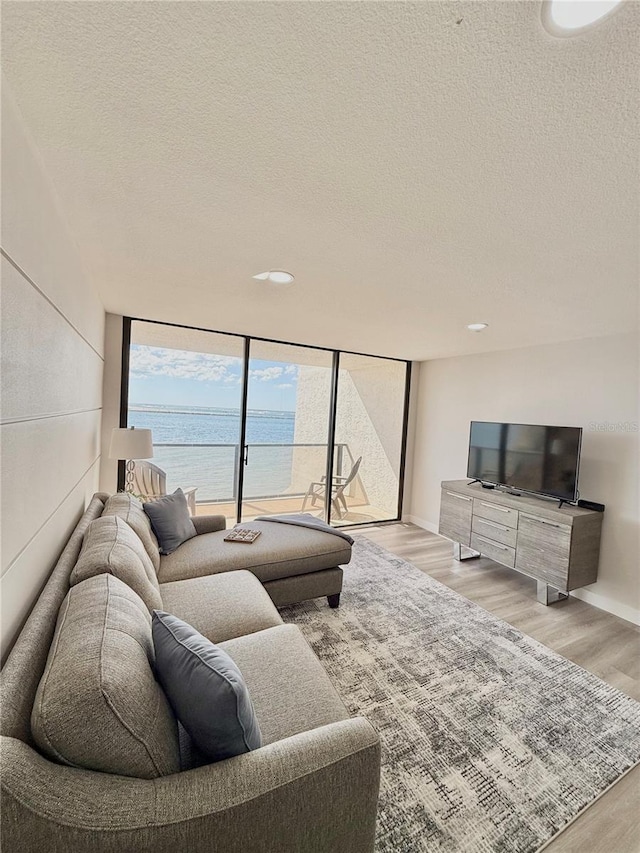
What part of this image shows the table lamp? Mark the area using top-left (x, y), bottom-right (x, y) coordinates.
top-left (109, 427), bottom-right (154, 493)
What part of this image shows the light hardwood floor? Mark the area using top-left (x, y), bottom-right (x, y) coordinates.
top-left (356, 522), bottom-right (640, 853)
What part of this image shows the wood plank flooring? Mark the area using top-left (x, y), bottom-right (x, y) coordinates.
top-left (356, 522), bottom-right (640, 853)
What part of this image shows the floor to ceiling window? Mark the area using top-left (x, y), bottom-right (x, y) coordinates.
top-left (331, 353), bottom-right (408, 526)
top-left (127, 322), bottom-right (245, 524)
top-left (124, 318), bottom-right (410, 527)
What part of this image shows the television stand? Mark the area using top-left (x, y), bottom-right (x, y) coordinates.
top-left (438, 480), bottom-right (603, 605)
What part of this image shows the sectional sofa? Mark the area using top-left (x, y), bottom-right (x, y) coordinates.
top-left (0, 493), bottom-right (381, 852)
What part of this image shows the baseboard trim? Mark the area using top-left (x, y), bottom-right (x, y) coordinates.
top-left (569, 588), bottom-right (640, 627)
top-left (403, 514), bottom-right (439, 534)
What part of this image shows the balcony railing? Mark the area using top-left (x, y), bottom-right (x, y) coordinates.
top-left (151, 441), bottom-right (357, 505)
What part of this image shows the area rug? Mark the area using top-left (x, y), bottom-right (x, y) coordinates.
top-left (280, 537), bottom-right (640, 853)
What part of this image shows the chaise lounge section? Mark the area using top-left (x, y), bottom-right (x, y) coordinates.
top-left (104, 493), bottom-right (350, 608)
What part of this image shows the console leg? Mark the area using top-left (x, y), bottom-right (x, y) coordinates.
top-left (536, 581), bottom-right (569, 606)
top-left (327, 593), bottom-right (340, 609)
top-left (455, 542), bottom-right (481, 562)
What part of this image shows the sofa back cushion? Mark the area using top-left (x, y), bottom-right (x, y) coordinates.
top-left (31, 574), bottom-right (180, 779)
top-left (71, 515), bottom-right (163, 611)
top-left (102, 493), bottom-right (161, 572)
top-left (0, 494), bottom-right (107, 746)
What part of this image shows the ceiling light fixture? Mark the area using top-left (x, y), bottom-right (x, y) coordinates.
top-left (252, 270), bottom-right (295, 285)
top-left (542, 0), bottom-right (624, 35)
top-left (467, 323), bottom-right (488, 332)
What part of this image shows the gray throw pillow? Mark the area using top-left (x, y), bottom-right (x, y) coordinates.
top-left (143, 489), bottom-right (196, 555)
top-left (152, 611), bottom-right (263, 762)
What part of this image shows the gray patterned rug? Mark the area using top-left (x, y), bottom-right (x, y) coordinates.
top-left (280, 537), bottom-right (640, 853)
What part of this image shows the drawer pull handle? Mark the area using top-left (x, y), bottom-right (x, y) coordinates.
top-left (524, 515), bottom-right (563, 529)
top-left (480, 502), bottom-right (511, 513)
top-left (446, 492), bottom-right (471, 501)
top-left (477, 519), bottom-right (509, 532)
top-left (476, 535), bottom-right (509, 551)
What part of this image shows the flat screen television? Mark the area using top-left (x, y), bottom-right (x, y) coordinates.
top-left (467, 421), bottom-right (582, 503)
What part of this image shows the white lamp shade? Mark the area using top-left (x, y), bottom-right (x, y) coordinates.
top-left (109, 427), bottom-right (154, 460)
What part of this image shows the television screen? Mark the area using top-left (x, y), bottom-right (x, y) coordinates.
top-left (467, 421), bottom-right (582, 502)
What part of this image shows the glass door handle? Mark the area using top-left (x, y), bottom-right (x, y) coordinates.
top-left (243, 445), bottom-right (249, 465)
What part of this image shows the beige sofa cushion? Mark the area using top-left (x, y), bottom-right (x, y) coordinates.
top-left (71, 515), bottom-right (162, 612)
top-left (157, 520), bottom-right (352, 584)
top-left (159, 571), bottom-right (283, 643)
top-left (102, 493), bottom-right (160, 572)
top-left (31, 574), bottom-right (180, 779)
top-left (219, 624), bottom-right (349, 746)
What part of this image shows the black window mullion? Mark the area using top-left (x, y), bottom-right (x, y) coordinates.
top-left (117, 317), bottom-right (132, 492)
top-left (396, 361), bottom-right (412, 521)
top-left (235, 337), bottom-right (251, 523)
top-left (324, 351), bottom-right (340, 525)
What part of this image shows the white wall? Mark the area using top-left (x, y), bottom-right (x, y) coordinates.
top-left (1, 83), bottom-right (105, 658)
top-left (408, 333), bottom-right (639, 625)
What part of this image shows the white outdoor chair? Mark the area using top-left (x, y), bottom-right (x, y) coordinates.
top-left (132, 461), bottom-right (197, 515)
top-left (301, 456), bottom-right (362, 519)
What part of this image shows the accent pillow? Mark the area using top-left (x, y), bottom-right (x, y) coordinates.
top-left (152, 611), bottom-right (262, 762)
top-left (71, 515), bottom-right (162, 611)
top-left (143, 489), bottom-right (197, 555)
top-left (32, 575), bottom-right (180, 779)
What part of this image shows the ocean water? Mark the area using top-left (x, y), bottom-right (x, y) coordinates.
top-left (128, 404), bottom-right (298, 502)
top-left (129, 404), bottom-right (295, 445)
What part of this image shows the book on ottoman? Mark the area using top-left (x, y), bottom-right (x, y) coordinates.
top-left (224, 528), bottom-right (262, 544)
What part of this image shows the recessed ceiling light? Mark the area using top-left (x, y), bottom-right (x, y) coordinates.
top-left (467, 323), bottom-right (488, 332)
top-left (252, 270), bottom-right (295, 285)
top-left (542, 1), bottom-right (624, 35)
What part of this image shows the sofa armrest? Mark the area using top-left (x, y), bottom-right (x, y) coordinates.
top-left (192, 514), bottom-right (227, 535)
top-left (1, 718), bottom-right (380, 853)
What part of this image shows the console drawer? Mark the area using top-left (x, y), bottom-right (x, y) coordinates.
top-left (472, 516), bottom-right (518, 548)
top-left (473, 498), bottom-right (518, 529)
top-left (439, 490), bottom-right (472, 545)
top-left (470, 533), bottom-right (516, 568)
top-left (518, 514), bottom-right (571, 558)
top-left (516, 513), bottom-right (570, 584)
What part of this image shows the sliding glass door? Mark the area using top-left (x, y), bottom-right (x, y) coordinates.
top-left (240, 341), bottom-right (334, 522)
top-left (125, 318), bottom-right (409, 527)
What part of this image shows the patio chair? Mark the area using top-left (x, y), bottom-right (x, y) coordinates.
top-left (132, 460), bottom-right (197, 515)
top-left (301, 456), bottom-right (362, 519)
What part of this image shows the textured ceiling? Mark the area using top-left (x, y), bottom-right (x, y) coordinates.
top-left (2, 1), bottom-right (638, 360)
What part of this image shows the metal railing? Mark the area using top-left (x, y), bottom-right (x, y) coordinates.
top-left (150, 441), bottom-right (356, 504)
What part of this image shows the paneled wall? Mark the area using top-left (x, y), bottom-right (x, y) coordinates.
top-left (1, 83), bottom-right (105, 658)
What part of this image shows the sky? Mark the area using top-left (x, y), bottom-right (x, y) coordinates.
top-left (128, 344), bottom-right (299, 412)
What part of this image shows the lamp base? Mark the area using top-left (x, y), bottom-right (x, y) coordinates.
top-left (125, 459), bottom-right (136, 493)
